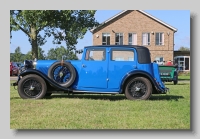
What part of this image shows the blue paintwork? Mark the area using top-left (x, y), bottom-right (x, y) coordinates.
top-left (25, 45), bottom-right (167, 94)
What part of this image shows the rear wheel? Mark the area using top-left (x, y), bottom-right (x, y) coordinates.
top-left (125, 77), bottom-right (152, 100)
top-left (173, 71), bottom-right (178, 85)
top-left (18, 74), bottom-right (47, 99)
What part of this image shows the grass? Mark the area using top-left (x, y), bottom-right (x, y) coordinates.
top-left (10, 81), bottom-right (190, 129)
top-left (178, 75), bottom-right (190, 80)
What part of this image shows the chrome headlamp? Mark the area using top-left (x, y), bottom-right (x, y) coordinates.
top-left (33, 58), bottom-right (37, 69)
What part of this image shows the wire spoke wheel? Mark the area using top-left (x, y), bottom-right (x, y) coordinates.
top-left (52, 65), bottom-right (71, 84)
top-left (48, 61), bottom-right (76, 88)
top-left (18, 74), bottom-right (47, 99)
top-left (23, 79), bottom-right (42, 97)
top-left (125, 77), bottom-right (152, 100)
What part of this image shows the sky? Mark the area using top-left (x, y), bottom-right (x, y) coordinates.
top-left (10, 10), bottom-right (190, 59)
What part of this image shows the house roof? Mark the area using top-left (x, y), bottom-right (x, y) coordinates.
top-left (90, 10), bottom-right (178, 33)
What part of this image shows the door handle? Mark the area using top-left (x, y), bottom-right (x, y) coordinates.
top-left (82, 64), bottom-right (87, 68)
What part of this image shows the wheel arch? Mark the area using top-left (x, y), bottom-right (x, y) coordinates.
top-left (120, 70), bottom-right (161, 94)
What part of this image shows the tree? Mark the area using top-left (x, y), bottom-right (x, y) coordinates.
top-left (46, 46), bottom-right (78, 60)
top-left (13, 46), bottom-right (22, 62)
top-left (38, 46), bottom-right (46, 60)
top-left (24, 51), bottom-right (32, 60)
top-left (22, 46), bottom-right (46, 61)
top-left (10, 10), bottom-right (99, 59)
top-left (178, 46), bottom-right (190, 51)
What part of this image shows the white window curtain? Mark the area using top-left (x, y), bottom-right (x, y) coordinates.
top-left (142, 33), bottom-right (150, 45)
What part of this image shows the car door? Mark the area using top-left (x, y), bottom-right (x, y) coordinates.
top-left (78, 47), bottom-right (108, 88)
top-left (108, 47), bottom-right (137, 89)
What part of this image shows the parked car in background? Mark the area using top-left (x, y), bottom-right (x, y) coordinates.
top-left (10, 62), bottom-right (19, 76)
top-left (16, 62), bottom-right (25, 74)
top-left (153, 60), bottom-right (178, 85)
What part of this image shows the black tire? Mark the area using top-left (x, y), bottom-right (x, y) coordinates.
top-left (18, 74), bottom-right (47, 99)
top-left (125, 77), bottom-right (152, 100)
top-left (173, 71), bottom-right (178, 85)
top-left (48, 61), bottom-right (76, 88)
top-left (45, 93), bottom-right (52, 97)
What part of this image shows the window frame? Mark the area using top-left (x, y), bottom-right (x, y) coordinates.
top-left (142, 32), bottom-right (151, 46)
top-left (110, 49), bottom-right (135, 62)
top-left (155, 32), bottom-right (164, 46)
top-left (155, 56), bottom-right (164, 62)
top-left (128, 33), bottom-right (137, 45)
top-left (102, 33), bottom-right (110, 45)
top-left (85, 48), bottom-right (106, 61)
top-left (115, 33), bottom-right (123, 45)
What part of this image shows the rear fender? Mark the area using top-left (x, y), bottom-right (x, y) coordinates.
top-left (120, 70), bottom-right (166, 93)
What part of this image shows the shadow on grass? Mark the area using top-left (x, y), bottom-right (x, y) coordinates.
top-left (149, 95), bottom-right (184, 101)
top-left (44, 94), bottom-right (184, 101)
top-left (165, 82), bottom-right (190, 85)
top-left (45, 94), bottom-right (127, 101)
top-left (178, 79), bottom-right (190, 81)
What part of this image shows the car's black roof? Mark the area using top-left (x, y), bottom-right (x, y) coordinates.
top-left (84, 45), bottom-right (148, 50)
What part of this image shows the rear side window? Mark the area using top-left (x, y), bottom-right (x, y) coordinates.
top-left (111, 50), bottom-right (134, 61)
top-left (85, 48), bottom-right (106, 61)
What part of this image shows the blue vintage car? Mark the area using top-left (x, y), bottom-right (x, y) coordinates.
top-left (11, 45), bottom-right (168, 100)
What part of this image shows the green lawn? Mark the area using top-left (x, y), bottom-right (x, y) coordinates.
top-left (178, 75), bottom-right (190, 80)
top-left (10, 81), bottom-right (190, 129)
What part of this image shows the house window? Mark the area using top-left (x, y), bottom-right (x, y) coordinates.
top-left (102, 33), bottom-right (110, 45)
top-left (142, 33), bottom-right (150, 45)
top-left (155, 56), bottom-right (164, 65)
top-left (111, 50), bottom-right (134, 61)
top-left (128, 33), bottom-right (137, 45)
top-left (174, 56), bottom-right (190, 71)
top-left (115, 33), bottom-right (123, 45)
top-left (155, 32), bottom-right (164, 45)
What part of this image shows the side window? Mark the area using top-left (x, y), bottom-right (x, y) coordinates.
top-left (155, 32), bottom-right (164, 45)
top-left (85, 49), bottom-right (106, 61)
top-left (115, 33), bottom-right (123, 45)
top-left (128, 33), bottom-right (137, 45)
top-left (111, 50), bottom-right (134, 61)
top-left (155, 56), bottom-right (164, 65)
top-left (13, 63), bottom-right (17, 67)
top-left (142, 33), bottom-right (150, 45)
top-left (102, 33), bottom-right (110, 45)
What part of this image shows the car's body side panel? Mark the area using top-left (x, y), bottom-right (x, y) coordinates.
top-left (15, 45), bottom-right (168, 96)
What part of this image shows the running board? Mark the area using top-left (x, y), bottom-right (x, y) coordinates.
top-left (72, 90), bottom-right (120, 94)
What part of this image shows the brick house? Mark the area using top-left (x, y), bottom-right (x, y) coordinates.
top-left (90, 10), bottom-right (177, 62)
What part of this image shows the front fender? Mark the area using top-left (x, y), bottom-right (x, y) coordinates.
top-left (120, 70), bottom-right (167, 93)
top-left (17, 69), bottom-right (72, 91)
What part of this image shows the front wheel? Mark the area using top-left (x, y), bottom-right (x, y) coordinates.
top-left (125, 77), bottom-right (152, 100)
top-left (18, 74), bottom-right (47, 99)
